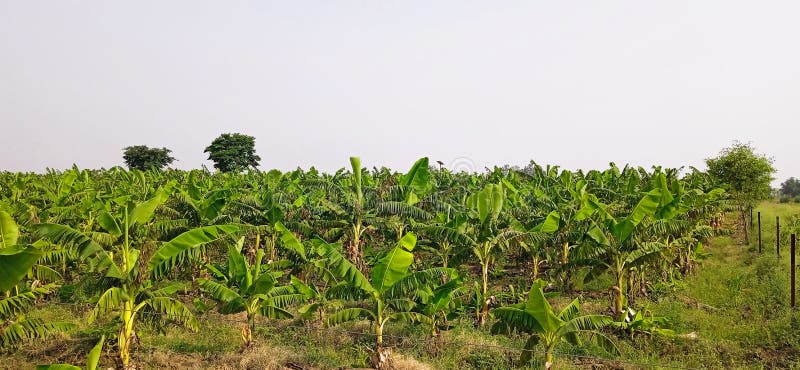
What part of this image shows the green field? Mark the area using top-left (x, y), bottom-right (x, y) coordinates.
top-left (1, 163), bottom-right (799, 369)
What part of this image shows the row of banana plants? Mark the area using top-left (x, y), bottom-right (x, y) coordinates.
top-left (0, 157), bottom-right (725, 368)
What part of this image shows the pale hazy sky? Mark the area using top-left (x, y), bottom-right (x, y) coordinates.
top-left (1, 1), bottom-right (798, 184)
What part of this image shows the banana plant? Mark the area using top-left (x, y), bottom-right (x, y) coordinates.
top-left (465, 183), bottom-right (529, 325)
top-left (35, 189), bottom-right (202, 369)
top-left (413, 277), bottom-right (464, 338)
top-left (319, 232), bottom-right (454, 368)
top-left (198, 237), bottom-right (302, 349)
top-left (577, 174), bottom-right (678, 318)
top-left (1, 211), bottom-right (73, 348)
top-left (417, 212), bottom-right (471, 270)
top-left (614, 307), bottom-right (675, 338)
top-left (533, 178), bottom-right (593, 286)
top-left (492, 280), bottom-right (618, 368)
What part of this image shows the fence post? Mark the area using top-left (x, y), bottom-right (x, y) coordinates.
top-left (777, 216), bottom-right (781, 257)
top-left (758, 211), bottom-right (762, 253)
top-left (792, 234), bottom-right (796, 309)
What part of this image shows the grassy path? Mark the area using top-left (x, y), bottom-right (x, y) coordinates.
top-left (618, 202), bottom-right (800, 369)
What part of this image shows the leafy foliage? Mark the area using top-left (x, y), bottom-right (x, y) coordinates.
top-left (204, 133), bottom-right (261, 173)
top-left (122, 145), bottom-right (175, 171)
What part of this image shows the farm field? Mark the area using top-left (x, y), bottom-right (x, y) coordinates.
top-left (1, 160), bottom-right (799, 369)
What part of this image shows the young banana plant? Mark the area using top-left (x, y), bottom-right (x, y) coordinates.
top-left (318, 232), bottom-right (454, 369)
top-left (492, 280), bottom-right (618, 368)
top-left (413, 278), bottom-right (464, 338)
top-left (198, 237), bottom-right (303, 349)
top-left (578, 174), bottom-right (681, 318)
top-left (465, 183), bottom-right (530, 325)
top-left (35, 189), bottom-right (223, 369)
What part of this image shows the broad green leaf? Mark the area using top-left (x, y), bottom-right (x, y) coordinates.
top-left (492, 306), bottom-right (542, 333)
top-left (586, 222), bottom-right (610, 246)
top-left (613, 189), bottom-right (662, 242)
top-left (128, 188), bottom-right (170, 226)
top-left (0, 211), bottom-right (19, 249)
top-left (86, 335), bottom-right (105, 370)
top-left (524, 279), bottom-right (562, 333)
top-left (290, 276), bottom-right (315, 297)
top-left (539, 211), bottom-right (560, 233)
top-left (197, 189), bottom-right (230, 221)
top-left (146, 297), bottom-right (199, 331)
top-left (490, 184), bottom-right (504, 220)
top-left (97, 212), bottom-right (121, 237)
top-left (259, 305), bottom-right (294, 319)
top-left (402, 157), bottom-right (431, 201)
top-left (227, 240), bottom-right (250, 289)
top-left (385, 311), bottom-right (431, 326)
top-left (89, 287), bottom-right (129, 323)
top-left (249, 273), bottom-right (276, 295)
top-left (0, 246), bottom-right (42, 291)
top-left (371, 233), bottom-right (416, 292)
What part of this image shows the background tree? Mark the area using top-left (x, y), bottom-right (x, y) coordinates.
top-left (705, 141), bottom-right (775, 242)
top-left (780, 177), bottom-right (800, 198)
top-left (122, 146), bottom-right (175, 171)
top-left (204, 133), bottom-right (261, 173)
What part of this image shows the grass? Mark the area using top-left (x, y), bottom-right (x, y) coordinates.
top-left (4, 202), bottom-right (800, 369)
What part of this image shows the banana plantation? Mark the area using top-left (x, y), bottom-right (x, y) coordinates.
top-left (0, 157), bottom-right (733, 369)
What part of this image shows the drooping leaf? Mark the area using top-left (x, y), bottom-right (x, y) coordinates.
top-left (316, 240), bottom-right (375, 294)
top-left (34, 224), bottom-right (103, 259)
top-left (89, 287), bottom-right (129, 323)
top-left (248, 273), bottom-right (276, 295)
top-left (146, 297), bottom-right (199, 331)
top-left (198, 279), bottom-right (241, 304)
top-left (275, 222), bottom-right (306, 261)
top-left (149, 225), bottom-right (240, 278)
top-left (491, 305), bottom-right (542, 334)
top-left (325, 307), bottom-right (374, 327)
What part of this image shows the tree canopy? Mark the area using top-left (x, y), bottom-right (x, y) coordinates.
top-left (122, 145), bottom-right (175, 171)
top-left (706, 141), bottom-right (775, 213)
top-left (204, 133), bottom-right (261, 173)
top-left (780, 177), bottom-right (800, 198)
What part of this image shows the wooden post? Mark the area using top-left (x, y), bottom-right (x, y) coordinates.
top-left (777, 216), bottom-right (781, 257)
top-left (750, 208), bottom-right (754, 228)
top-left (792, 234), bottom-right (796, 308)
top-left (743, 209), bottom-right (750, 245)
top-left (758, 212), bottom-right (762, 254)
